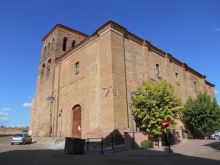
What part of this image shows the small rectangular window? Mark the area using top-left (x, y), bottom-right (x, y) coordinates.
top-left (155, 64), bottom-right (160, 76)
top-left (75, 62), bottom-right (80, 75)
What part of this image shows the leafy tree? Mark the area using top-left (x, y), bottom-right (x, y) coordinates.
top-left (132, 80), bottom-right (182, 135)
top-left (183, 92), bottom-right (220, 138)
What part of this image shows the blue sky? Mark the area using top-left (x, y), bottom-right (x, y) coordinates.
top-left (0, 0), bottom-right (219, 127)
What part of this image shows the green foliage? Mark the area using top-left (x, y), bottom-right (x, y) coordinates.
top-left (183, 92), bottom-right (220, 138)
top-left (132, 80), bottom-right (181, 135)
top-left (141, 140), bottom-right (154, 149)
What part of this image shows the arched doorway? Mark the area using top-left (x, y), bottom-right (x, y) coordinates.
top-left (72, 105), bottom-right (81, 138)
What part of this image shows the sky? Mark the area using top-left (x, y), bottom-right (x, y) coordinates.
top-left (0, 0), bottom-right (219, 127)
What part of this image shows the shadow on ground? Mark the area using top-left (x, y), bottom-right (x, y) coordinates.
top-left (0, 147), bottom-right (220, 165)
top-left (204, 141), bottom-right (220, 151)
top-left (1, 135), bottom-right (220, 165)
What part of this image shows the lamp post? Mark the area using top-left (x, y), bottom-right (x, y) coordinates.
top-left (59, 106), bottom-right (63, 138)
top-left (47, 96), bottom-right (55, 137)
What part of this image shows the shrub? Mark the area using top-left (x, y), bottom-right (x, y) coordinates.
top-left (141, 140), bottom-right (153, 149)
top-left (186, 133), bottom-right (193, 139)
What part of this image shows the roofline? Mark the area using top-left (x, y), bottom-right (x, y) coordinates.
top-left (96, 20), bottom-right (127, 33)
top-left (106, 21), bottom-right (212, 84)
top-left (54, 20), bottom-right (214, 87)
top-left (205, 80), bottom-right (215, 87)
top-left (55, 33), bottom-right (97, 62)
top-left (42, 24), bottom-right (88, 41)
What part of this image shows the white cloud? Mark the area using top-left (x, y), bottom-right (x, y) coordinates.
top-left (214, 90), bottom-right (219, 95)
top-left (0, 112), bottom-right (9, 121)
top-left (1, 108), bottom-right (11, 112)
top-left (215, 28), bottom-right (220, 32)
top-left (22, 102), bottom-right (32, 108)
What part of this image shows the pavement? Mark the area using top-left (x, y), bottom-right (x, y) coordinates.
top-left (0, 136), bottom-right (220, 165)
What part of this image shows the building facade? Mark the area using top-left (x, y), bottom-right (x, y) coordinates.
top-left (30, 21), bottom-right (215, 138)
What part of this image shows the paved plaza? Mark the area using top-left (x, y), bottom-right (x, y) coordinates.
top-left (0, 136), bottom-right (219, 165)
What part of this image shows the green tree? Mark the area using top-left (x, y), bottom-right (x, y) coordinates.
top-left (132, 80), bottom-right (181, 135)
top-left (183, 92), bottom-right (220, 138)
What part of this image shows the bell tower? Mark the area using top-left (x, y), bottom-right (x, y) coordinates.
top-left (31, 24), bottom-right (87, 137)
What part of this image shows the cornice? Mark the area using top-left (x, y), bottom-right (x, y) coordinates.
top-left (205, 80), bottom-right (215, 87)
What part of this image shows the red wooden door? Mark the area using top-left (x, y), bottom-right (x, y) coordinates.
top-left (72, 105), bottom-right (81, 138)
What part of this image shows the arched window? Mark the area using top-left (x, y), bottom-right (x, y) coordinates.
top-left (46, 59), bottom-right (52, 77)
top-left (41, 63), bottom-right (45, 79)
top-left (62, 37), bottom-right (67, 52)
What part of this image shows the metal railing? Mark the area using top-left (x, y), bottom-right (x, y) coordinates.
top-left (86, 133), bottom-right (117, 155)
top-left (86, 138), bottom-right (104, 155)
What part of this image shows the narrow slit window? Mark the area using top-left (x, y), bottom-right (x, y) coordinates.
top-left (44, 46), bottom-right (46, 52)
top-left (155, 64), bottom-right (160, 76)
top-left (41, 63), bottom-right (45, 78)
top-left (46, 59), bottom-right (52, 77)
top-left (62, 37), bottom-right (67, 51)
top-left (175, 72), bottom-right (179, 81)
top-left (75, 62), bottom-right (80, 75)
top-left (194, 81), bottom-right (198, 93)
top-left (48, 42), bottom-right (50, 51)
top-left (176, 72), bottom-right (180, 85)
top-left (72, 40), bottom-right (76, 48)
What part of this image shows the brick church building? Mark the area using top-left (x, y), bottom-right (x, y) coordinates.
top-left (30, 21), bottom-right (215, 139)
